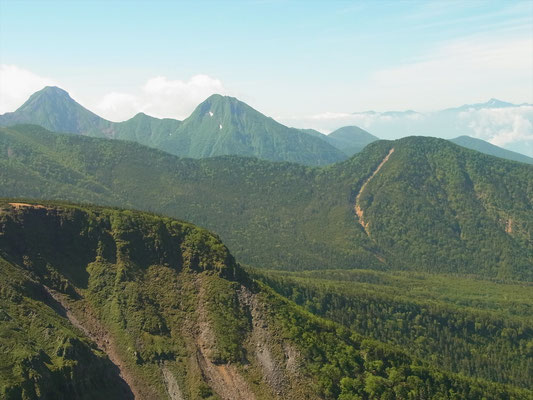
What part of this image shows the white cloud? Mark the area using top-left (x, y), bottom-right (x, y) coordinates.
top-left (94, 74), bottom-right (226, 121)
top-left (459, 106), bottom-right (533, 147)
top-left (0, 66), bottom-right (228, 121)
top-left (0, 65), bottom-right (58, 113)
top-left (281, 111), bottom-right (426, 134)
top-left (96, 92), bottom-right (141, 121)
top-left (281, 105), bottom-right (533, 157)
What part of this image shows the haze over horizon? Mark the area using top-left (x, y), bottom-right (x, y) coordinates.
top-left (0, 0), bottom-right (532, 153)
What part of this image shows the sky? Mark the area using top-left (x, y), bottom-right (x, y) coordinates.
top-left (0, 0), bottom-right (532, 150)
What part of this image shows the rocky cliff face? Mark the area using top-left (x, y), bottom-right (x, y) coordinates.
top-left (0, 202), bottom-right (311, 400)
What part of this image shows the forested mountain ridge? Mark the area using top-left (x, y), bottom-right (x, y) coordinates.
top-left (326, 126), bottom-right (379, 156)
top-left (3, 87), bottom-right (533, 165)
top-left (300, 125), bottom-right (379, 156)
top-left (1, 125), bottom-right (532, 280)
top-left (0, 87), bottom-right (346, 166)
top-left (0, 201), bottom-right (530, 399)
top-left (450, 135), bottom-right (533, 165)
top-left (3, 86), bottom-right (531, 164)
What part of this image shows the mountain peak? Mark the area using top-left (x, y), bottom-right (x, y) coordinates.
top-left (0, 86), bottom-right (110, 134)
top-left (201, 93), bottom-right (239, 105)
top-left (40, 85), bottom-right (70, 96)
top-left (324, 125), bottom-right (379, 156)
top-left (174, 93), bottom-right (346, 165)
top-left (192, 93), bottom-right (256, 120)
top-left (486, 98), bottom-right (513, 107)
top-left (20, 86), bottom-right (74, 108)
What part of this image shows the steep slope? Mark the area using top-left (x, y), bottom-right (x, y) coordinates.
top-left (450, 135), bottom-right (533, 164)
top-left (351, 136), bottom-right (533, 280)
top-left (0, 255), bottom-right (133, 400)
top-left (0, 201), bottom-right (299, 399)
top-left (1, 125), bottom-right (532, 280)
top-left (326, 126), bottom-right (379, 156)
top-left (161, 94), bottom-right (346, 165)
top-left (0, 88), bottom-right (346, 166)
top-left (0, 201), bottom-right (529, 399)
top-left (0, 87), bottom-right (113, 136)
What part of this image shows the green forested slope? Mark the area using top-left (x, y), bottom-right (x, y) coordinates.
top-left (450, 136), bottom-right (533, 165)
top-left (0, 201), bottom-right (529, 399)
top-left (252, 268), bottom-right (533, 389)
top-left (1, 125), bottom-right (532, 280)
top-left (356, 137), bottom-right (533, 279)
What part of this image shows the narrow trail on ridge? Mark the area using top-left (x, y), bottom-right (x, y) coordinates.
top-left (354, 148), bottom-right (395, 236)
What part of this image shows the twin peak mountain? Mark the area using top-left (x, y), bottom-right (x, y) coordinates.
top-left (0, 86), bottom-right (377, 166)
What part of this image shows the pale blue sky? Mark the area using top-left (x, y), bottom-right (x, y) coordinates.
top-left (0, 0), bottom-right (532, 122)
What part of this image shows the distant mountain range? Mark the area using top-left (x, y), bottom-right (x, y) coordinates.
top-left (1, 86), bottom-right (531, 165)
top-left (0, 86), bottom-right (387, 163)
top-left (0, 87), bottom-right (348, 166)
top-left (443, 98), bottom-right (531, 112)
top-left (347, 98), bottom-right (533, 158)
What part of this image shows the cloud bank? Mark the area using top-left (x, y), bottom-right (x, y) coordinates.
top-left (281, 105), bottom-right (533, 157)
top-left (94, 74), bottom-right (226, 121)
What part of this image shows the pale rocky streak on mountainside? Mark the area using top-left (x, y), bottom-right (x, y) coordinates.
top-left (354, 148), bottom-right (395, 235)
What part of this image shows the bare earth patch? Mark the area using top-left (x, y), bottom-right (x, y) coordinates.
top-left (161, 365), bottom-right (185, 400)
top-left (354, 148), bottom-right (395, 235)
top-left (194, 276), bottom-right (257, 400)
top-left (9, 202), bottom-right (47, 209)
